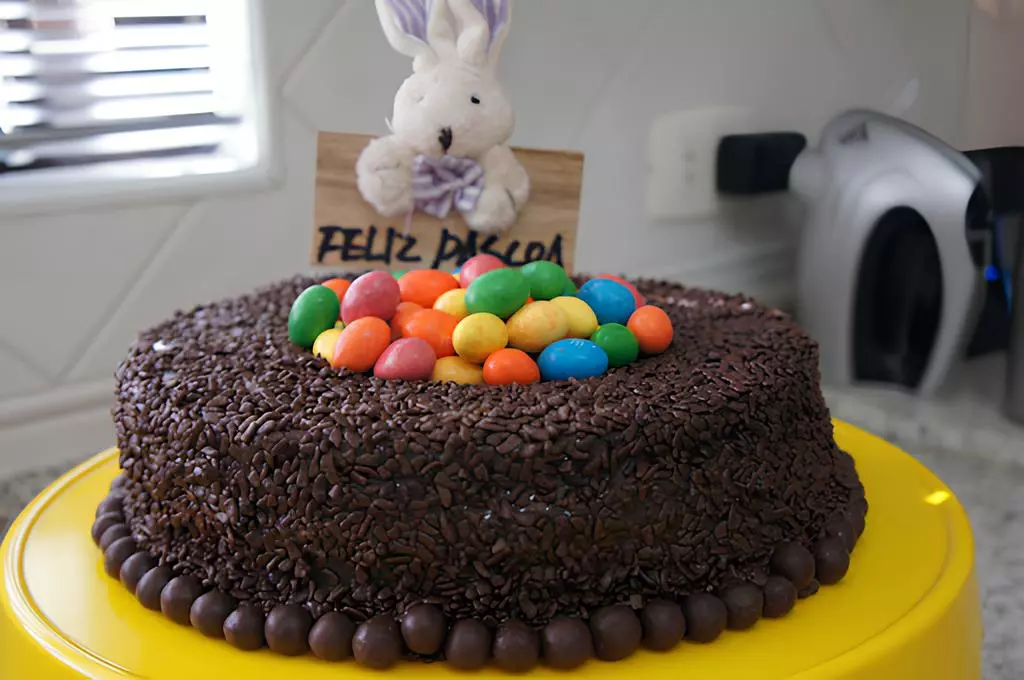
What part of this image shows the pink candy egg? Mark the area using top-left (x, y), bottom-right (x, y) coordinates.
top-left (459, 254), bottom-right (506, 289)
top-left (373, 338), bottom-right (437, 381)
top-left (342, 271), bottom-right (401, 324)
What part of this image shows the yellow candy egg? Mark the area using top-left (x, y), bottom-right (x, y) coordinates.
top-left (453, 313), bottom-right (508, 363)
top-left (312, 328), bottom-right (343, 362)
top-left (431, 356), bottom-right (484, 385)
top-left (506, 301), bottom-right (570, 353)
top-left (550, 296), bottom-right (599, 339)
top-left (434, 288), bottom-right (469, 320)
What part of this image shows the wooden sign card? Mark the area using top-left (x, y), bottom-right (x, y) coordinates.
top-left (311, 132), bottom-right (584, 273)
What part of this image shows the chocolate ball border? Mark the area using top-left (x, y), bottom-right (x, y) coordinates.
top-left (93, 476), bottom-right (866, 670)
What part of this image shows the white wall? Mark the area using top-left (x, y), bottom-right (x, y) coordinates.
top-left (0, 0), bottom-right (1020, 473)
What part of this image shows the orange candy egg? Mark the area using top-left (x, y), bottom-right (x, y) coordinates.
top-left (399, 269), bottom-right (460, 308)
top-left (321, 278), bottom-right (351, 309)
top-left (483, 348), bottom-right (541, 386)
top-left (331, 317), bottom-right (391, 372)
top-left (390, 301), bottom-right (423, 340)
top-left (627, 306), bottom-right (674, 354)
top-left (403, 309), bottom-right (460, 358)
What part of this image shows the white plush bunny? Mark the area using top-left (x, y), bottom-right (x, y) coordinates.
top-left (356, 0), bottom-right (530, 234)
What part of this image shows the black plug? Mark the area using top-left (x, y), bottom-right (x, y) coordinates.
top-left (716, 132), bottom-right (807, 195)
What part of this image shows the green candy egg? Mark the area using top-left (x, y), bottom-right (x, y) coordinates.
top-left (465, 268), bottom-right (531, 319)
top-left (288, 285), bottom-right (340, 349)
top-left (391, 270), bottom-right (407, 280)
top-left (521, 261), bottom-right (570, 301)
top-left (562, 278), bottom-right (578, 296)
top-left (591, 323), bottom-right (639, 368)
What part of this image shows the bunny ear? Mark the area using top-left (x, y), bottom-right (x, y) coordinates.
top-left (474, 0), bottom-right (511, 70)
top-left (374, 0), bottom-right (455, 71)
top-left (447, 0), bottom-right (510, 71)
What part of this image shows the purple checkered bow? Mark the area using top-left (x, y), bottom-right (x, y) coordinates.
top-left (411, 154), bottom-right (485, 219)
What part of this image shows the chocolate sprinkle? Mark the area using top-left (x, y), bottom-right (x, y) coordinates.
top-left (160, 575), bottom-right (204, 626)
top-left (493, 620), bottom-right (540, 672)
top-left (91, 513), bottom-right (123, 545)
top-left (762, 576), bottom-right (797, 619)
top-left (589, 605), bottom-right (642, 661)
top-left (542, 618), bottom-right (593, 670)
top-left (102, 537), bottom-right (137, 579)
top-left (722, 584), bottom-right (763, 631)
top-left (770, 543), bottom-right (816, 590)
top-left (136, 566), bottom-right (174, 611)
top-left (224, 606), bottom-right (266, 651)
top-left (401, 604), bottom-right (446, 655)
top-left (265, 604), bottom-right (313, 656)
top-left (352, 615), bottom-right (403, 670)
top-left (190, 591), bottom-right (238, 638)
top-left (814, 538), bottom-right (851, 585)
top-left (683, 593), bottom-right (727, 643)
top-left (98, 524), bottom-right (130, 552)
top-left (444, 619), bottom-right (491, 670)
top-left (640, 599), bottom-right (685, 651)
top-left (118, 552), bottom-right (155, 592)
top-left (309, 612), bottom-right (356, 661)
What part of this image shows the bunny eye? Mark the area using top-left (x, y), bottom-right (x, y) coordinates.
top-left (470, 95), bottom-right (481, 105)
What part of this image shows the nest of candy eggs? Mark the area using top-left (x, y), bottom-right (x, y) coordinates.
top-left (288, 255), bottom-right (673, 386)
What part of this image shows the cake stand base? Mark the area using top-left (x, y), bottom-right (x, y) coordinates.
top-left (0, 422), bottom-right (982, 679)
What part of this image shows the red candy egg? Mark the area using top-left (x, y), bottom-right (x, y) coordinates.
top-left (399, 269), bottom-right (459, 309)
top-left (596, 274), bottom-right (646, 307)
top-left (342, 271), bottom-right (401, 324)
top-left (403, 309), bottom-right (460, 358)
top-left (373, 338), bottom-right (436, 381)
top-left (459, 254), bottom-right (506, 289)
top-left (331, 317), bottom-right (391, 372)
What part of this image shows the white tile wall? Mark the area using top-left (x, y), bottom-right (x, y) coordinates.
top-left (0, 0), bottom-right (1019, 473)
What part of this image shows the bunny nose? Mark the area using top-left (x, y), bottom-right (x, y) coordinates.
top-left (439, 127), bottom-right (453, 153)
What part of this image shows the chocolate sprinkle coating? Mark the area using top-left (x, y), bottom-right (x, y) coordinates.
top-left (110, 475), bottom-right (129, 491)
top-left (640, 599), bottom-right (685, 651)
top-left (352, 615), bottom-right (403, 670)
top-left (542, 618), bottom-right (593, 670)
top-left (190, 591), bottom-right (238, 638)
top-left (135, 566), bottom-right (174, 611)
top-left (814, 538), bottom-right (851, 585)
top-left (309, 612), bottom-right (356, 661)
top-left (118, 551), bottom-right (155, 592)
top-left (103, 537), bottom-right (137, 579)
top-left (722, 584), bottom-right (763, 631)
top-left (770, 543), bottom-right (816, 590)
top-left (265, 604), bottom-right (313, 656)
top-left (683, 593), bottom-right (728, 643)
top-left (493, 620), bottom-right (540, 673)
top-left (224, 606), bottom-right (266, 651)
top-left (98, 524), bottom-right (130, 552)
top-left (589, 605), bottom-right (642, 661)
top-left (444, 619), bottom-right (491, 670)
top-left (401, 604), bottom-right (446, 655)
top-left (91, 513), bottom-right (123, 545)
top-left (160, 575), bottom-right (204, 626)
top-left (762, 577), bottom-right (797, 619)
top-left (95, 493), bottom-right (124, 518)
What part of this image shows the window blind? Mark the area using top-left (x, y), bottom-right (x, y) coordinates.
top-left (0, 0), bottom-right (254, 177)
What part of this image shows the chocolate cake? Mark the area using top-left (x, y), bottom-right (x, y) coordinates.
top-left (95, 273), bottom-right (866, 670)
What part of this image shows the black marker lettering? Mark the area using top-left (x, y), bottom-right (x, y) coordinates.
top-left (523, 242), bottom-right (546, 263)
top-left (395, 230), bottom-right (422, 264)
top-left (547, 234), bottom-right (565, 266)
top-left (432, 228), bottom-right (465, 269)
top-left (316, 226), bottom-right (345, 264)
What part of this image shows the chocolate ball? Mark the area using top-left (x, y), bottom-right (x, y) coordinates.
top-left (770, 542), bottom-right (815, 590)
top-left (91, 512), bottom-right (123, 545)
top-left (309, 612), bottom-right (356, 661)
top-left (826, 519), bottom-right (857, 553)
top-left (103, 536), bottom-right (137, 579)
top-left (160, 575), bottom-right (204, 626)
top-left (135, 566), bottom-right (174, 611)
top-left (683, 593), bottom-right (727, 643)
top-left (589, 605), bottom-right (642, 661)
top-left (762, 576), bottom-right (797, 618)
top-left (265, 604), bottom-right (313, 656)
top-left (190, 590), bottom-right (237, 638)
top-left (95, 494), bottom-right (124, 518)
top-left (110, 475), bottom-right (129, 491)
top-left (352, 615), bottom-right (403, 670)
top-left (98, 524), bottom-right (131, 552)
top-left (542, 618), bottom-right (593, 670)
top-left (401, 604), bottom-right (446, 655)
top-left (445, 619), bottom-right (490, 670)
top-left (640, 599), bottom-right (685, 651)
top-left (850, 511), bottom-right (867, 540)
top-left (798, 579), bottom-right (820, 599)
top-left (814, 537), bottom-right (851, 585)
top-left (722, 584), bottom-right (763, 631)
top-left (119, 551), bottom-right (155, 591)
top-left (224, 606), bottom-right (266, 651)
top-left (493, 620), bottom-right (539, 673)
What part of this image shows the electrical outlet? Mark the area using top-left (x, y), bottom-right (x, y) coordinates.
top-left (646, 107), bottom-right (757, 222)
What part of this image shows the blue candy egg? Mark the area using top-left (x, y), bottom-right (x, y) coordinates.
top-left (537, 339), bottom-right (609, 381)
top-left (577, 279), bottom-right (636, 325)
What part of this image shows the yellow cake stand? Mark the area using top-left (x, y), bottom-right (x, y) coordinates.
top-left (0, 421), bottom-right (981, 679)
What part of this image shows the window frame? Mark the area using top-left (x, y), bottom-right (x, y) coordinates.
top-left (0, 0), bottom-right (278, 217)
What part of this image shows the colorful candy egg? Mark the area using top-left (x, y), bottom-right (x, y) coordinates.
top-left (453, 313), bottom-right (508, 363)
top-left (288, 285), bottom-right (341, 349)
top-left (550, 296), bottom-right (598, 339)
top-left (520, 261), bottom-right (570, 301)
top-left (341, 271), bottom-right (401, 324)
top-left (591, 323), bottom-right (640, 368)
top-left (432, 356), bottom-right (484, 385)
top-left (335, 320), bottom-right (346, 330)
top-left (373, 338), bottom-right (436, 381)
top-left (577, 279), bottom-right (637, 325)
top-left (434, 288), bottom-right (469, 320)
top-left (392, 270), bottom-right (407, 280)
top-left (505, 301), bottom-right (569, 353)
top-left (403, 309), bottom-right (460, 358)
top-left (628, 306), bottom-right (674, 354)
top-left (563, 279), bottom-right (578, 296)
top-left (399, 269), bottom-right (459, 308)
top-left (464, 268), bottom-right (530, 319)
top-left (537, 339), bottom-right (609, 381)
top-left (459, 254), bottom-right (506, 289)
top-left (312, 328), bottom-right (343, 362)
top-left (321, 278), bottom-right (351, 309)
top-left (390, 301), bottom-right (423, 340)
top-left (483, 349), bottom-right (541, 386)
top-left (331, 317), bottom-right (391, 372)
top-left (595, 274), bottom-right (646, 307)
